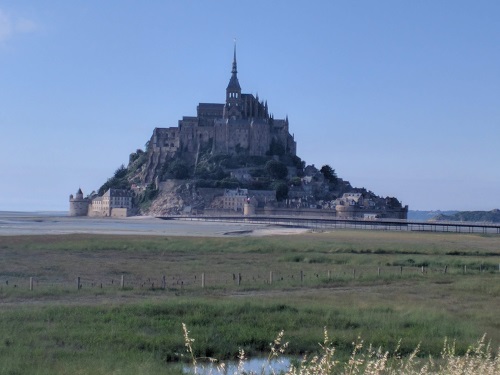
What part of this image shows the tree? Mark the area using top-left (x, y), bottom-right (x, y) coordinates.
top-left (168, 161), bottom-right (190, 179)
top-left (265, 160), bottom-right (288, 180)
top-left (291, 176), bottom-right (302, 187)
top-left (272, 181), bottom-right (289, 201)
top-left (129, 149), bottom-right (144, 164)
top-left (320, 164), bottom-right (337, 184)
top-left (291, 155), bottom-right (306, 170)
top-left (97, 164), bottom-right (130, 195)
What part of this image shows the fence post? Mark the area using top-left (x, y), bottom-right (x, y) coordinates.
top-left (77, 277), bottom-right (81, 290)
top-left (238, 273), bottom-right (242, 286)
top-left (120, 275), bottom-right (125, 289)
top-left (30, 277), bottom-right (33, 291)
top-left (353, 269), bottom-right (356, 279)
top-left (201, 273), bottom-right (205, 288)
top-left (400, 266), bottom-right (403, 276)
top-left (444, 265), bottom-right (448, 274)
top-left (328, 270), bottom-right (331, 280)
top-left (269, 271), bottom-right (273, 285)
top-left (464, 265), bottom-right (467, 274)
top-left (378, 267), bottom-right (381, 277)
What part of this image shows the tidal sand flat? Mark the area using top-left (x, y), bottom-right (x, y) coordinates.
top-left (0, 212), bottom-right (307, 237)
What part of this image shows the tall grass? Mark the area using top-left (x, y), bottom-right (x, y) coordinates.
top-left (0, 298), bottom-right (488, 374)
top-left (183, 326), bottom-right (500, 375)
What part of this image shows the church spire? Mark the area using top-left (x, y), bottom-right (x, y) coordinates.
top-left (224, 39), bottom-right (242, 119)
top-left (232, 39), bottom-right (237, 75)
top-left (226, 39), bottom-right (241, 91)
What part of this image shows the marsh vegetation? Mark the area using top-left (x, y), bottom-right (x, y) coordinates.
top-left (0, 230), bottom-right (499, 374)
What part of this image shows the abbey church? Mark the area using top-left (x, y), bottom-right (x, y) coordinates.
top-left (145, 45), bottom-right (296, 182)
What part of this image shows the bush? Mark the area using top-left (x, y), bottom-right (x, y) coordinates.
top-left (265, 160), bottom-right (288, 180)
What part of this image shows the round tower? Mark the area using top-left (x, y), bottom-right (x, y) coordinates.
top-left (69, 188), bottom-right (89, 216)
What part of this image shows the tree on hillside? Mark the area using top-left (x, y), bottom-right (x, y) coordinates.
top-left (114, 164), bottom-right (128, 179)
top-left (265, 160), bottom-right (288, 180)
top-left (168, 160), bottom-right (190, 180)
top-left (320, 164), bottom-right (337, 184)
top-left (272, 181), bottom-right (289, 201)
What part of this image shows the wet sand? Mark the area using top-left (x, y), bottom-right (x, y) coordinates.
top-left (0, 212), bottom-right (309, 237)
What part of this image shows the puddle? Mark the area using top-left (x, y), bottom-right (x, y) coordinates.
top-left (183, 357), bottom-right (292, 374)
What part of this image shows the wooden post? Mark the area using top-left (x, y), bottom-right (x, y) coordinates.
top-left (421, 266), bottom-right (424, 274)
top-left (120, 275), bottom-right (124, 289)
top-left (77, 277), bottom-right (81, 290)
top-left (353, 269), bottom-right (356, 279)
top-left (327, 270), bottom-right (331, 280)
top-left (201, 273), bottom-right (205, 288)
top-left (464, 265), bottom-right (467, 274)
top-left (269, 271), bottom-right (273, 285)
top-left (400, 266), bottom-right (403, 276)
top-left (444, 265), bottom-right (448, 274)
top-left (238, 273), bottom-right (242, 286)
top-left (378, 267), bottom-right (381, 276)
top-left (29, 277), bottom-right (33, 291)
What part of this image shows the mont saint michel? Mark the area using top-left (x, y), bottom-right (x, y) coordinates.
top-left (70, 46), bottom-right (407, 219)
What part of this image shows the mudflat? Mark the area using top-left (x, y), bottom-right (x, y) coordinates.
top-left (0, 211), bottom-right (308, 237)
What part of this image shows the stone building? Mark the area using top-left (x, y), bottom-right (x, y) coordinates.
top-left (69, 188), bottom-right (133, 217)
top-left (223, 188), bottom-right (248, 212)
top-left (335, 193), bottom-right (408, 219)
top-left (145, 45), bottom-right (297, 182)
top-left (88, 188), bottom-right (133, 217)
top-left (222, 188), bottom-right (276, 212)
top-left (69, 188), bottom-right (90, 216)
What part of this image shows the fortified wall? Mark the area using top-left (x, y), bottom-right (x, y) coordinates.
top-left (69, 188), bottom-right (133, 218)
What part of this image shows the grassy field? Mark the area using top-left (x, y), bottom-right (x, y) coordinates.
top-left (0, 230), bottom-right (499, 374)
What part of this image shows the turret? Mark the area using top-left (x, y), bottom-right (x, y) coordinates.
top-left (69, 188), bottom-right (89, 216)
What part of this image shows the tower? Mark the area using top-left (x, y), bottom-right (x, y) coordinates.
top-left (224, 41), bottom-right (242, 120)
top-left (69, 188), bottom-right (89, 216)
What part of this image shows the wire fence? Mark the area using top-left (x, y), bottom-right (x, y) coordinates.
top-left (2, 263), bottom-right (499, 293)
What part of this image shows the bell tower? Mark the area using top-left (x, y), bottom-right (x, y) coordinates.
top-left (224, 41), bottom-right (242, 120)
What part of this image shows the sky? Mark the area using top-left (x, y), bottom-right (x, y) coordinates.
top-left (0, 1), bottom-right (499, 212)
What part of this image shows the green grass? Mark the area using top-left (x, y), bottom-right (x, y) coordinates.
top-left (0, 230), bottom-right (499, 374)
top-left (0, 297), bottom-right (484, 374)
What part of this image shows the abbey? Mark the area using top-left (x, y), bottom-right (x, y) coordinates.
top-left (145, 45), bottom-right (296, 182)
top-left (70, 45), bottom-right (408, 219)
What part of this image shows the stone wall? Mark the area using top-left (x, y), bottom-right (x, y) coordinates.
top-left (69, 199), bottom-right (89, 216)
top-left (111, 208), bottom-right (129, 218)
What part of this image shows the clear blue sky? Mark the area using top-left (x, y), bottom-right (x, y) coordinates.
top-left (1, 1), bottom-right (499, 212)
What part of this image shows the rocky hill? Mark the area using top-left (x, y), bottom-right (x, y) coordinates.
top-left (430, 209), bottom-right (500, 223)
top-left (93, 139), bottom-right (406, 217)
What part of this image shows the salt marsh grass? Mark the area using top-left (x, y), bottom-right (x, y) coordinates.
top-left (0, 230), bottom-right (499, 374)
